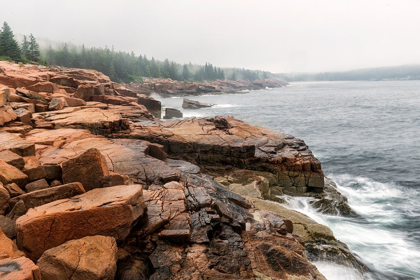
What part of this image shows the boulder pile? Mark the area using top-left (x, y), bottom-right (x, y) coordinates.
top-left (0, 61), bottom-right (363, 279)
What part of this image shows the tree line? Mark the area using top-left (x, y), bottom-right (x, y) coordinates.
top-left (43, 44), bottom-right (226, 83)
top-left (0, 21), bottom-right (278, 83)
top-left (0, 22), bottom-right (41, 63)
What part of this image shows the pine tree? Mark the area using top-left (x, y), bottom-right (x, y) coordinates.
top-left (21, 35), bottom-right (29, 59)
top-left (28, 34), bottom-right (40, 62)
top-left (0, 22), bottom-right (22, 61)
top-left (182, 64), bottom-right (190, 81)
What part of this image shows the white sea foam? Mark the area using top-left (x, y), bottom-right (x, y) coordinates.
top-left (279, 175), bottom-right (420, 279)
top-left (213, 104), bottom-right (240, 108)
top-left (312, 262), bottom-right (365, 280)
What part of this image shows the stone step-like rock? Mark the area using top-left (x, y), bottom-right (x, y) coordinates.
top-left (16, 184), bottom-right (146, 260)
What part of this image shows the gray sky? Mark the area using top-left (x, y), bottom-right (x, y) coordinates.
top-left (2, 0), bottom-right (420, 72)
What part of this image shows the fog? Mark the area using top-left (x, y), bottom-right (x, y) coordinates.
top-left (1, 0), bottom-right (420, 72)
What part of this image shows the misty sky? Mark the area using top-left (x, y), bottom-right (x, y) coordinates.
top-left (1, 0), bottom-right (420, 73)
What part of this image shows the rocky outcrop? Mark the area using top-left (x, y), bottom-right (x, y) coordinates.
top-left (163, 107), bottom-right (183, 119)
top-left (182, 98), bottom-right (214, 109)
top-left (37, 235), bottom-right (118, 280)
top-left (126, 77), bottom-right (287, 97)
top-left (0, 62), bottom-right (366, 279)
top-left (125, 116), bottom-right (324, 195)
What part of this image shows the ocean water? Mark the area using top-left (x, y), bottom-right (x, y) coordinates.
top-left (153, 81), bottom-right (420, 280)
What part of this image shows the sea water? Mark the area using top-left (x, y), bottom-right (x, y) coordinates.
top-left (154, 81), bottom-right (420, 279)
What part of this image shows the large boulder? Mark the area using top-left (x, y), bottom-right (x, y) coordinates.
top-left (164, 107), bottom-right (183, 119)
top-left (16, 184), bottom-right (145, 260)
top-left (37, 235), bottom-right (118, 280)
top-left (182, 98), bottom-right (213, 109)
top-left (0, 160), bottom-right (28, 188)
top-left (62, 148), bottom-right (110, 191)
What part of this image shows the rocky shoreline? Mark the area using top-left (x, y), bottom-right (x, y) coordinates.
top-left (0, 61), bottom-right (364, 279)
top-left (126, 77), bottom-right (288, 97)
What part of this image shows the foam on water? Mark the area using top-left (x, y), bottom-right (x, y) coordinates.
top-left (280, 175), bottom-right (420, 279)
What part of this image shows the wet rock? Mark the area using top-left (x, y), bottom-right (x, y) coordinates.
top-left (16, 184), bottom-right (145, 260)
top-left (37, 235), bottom-right (118, 280)
top-left (0, 150), bottom-right (24, 170)
top-left (182, 98), bottom-right (213, 109)
top-left (137, 95), bottom-right (161, 118)
top-left (0, 256), bottom-right (41, 280)
top-left (0, 160), bottom-right (28, 188)
top-left (62, 148), bottom-right (110, 191)
top-left (163, 108), bottom-right (183, 119)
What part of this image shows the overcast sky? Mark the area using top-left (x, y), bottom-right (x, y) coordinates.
top-left (1, 0), bottom-right (420, 73)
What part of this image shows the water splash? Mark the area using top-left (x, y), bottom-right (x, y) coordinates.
top-left (280, 175), bottom-right (420, 279)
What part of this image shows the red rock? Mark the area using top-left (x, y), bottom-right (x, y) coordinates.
top-left (62, 148), bottom-right (110, 191)
top-left (13, 182), bottom-right (85, 211)
top-left (0, 257), bottom-right (41, 280)
top-left (3, 183), bottom-right (26, 197)
top-left (23, 156), bottom-right (46, 182)
top-left (14, 108), bottom-right (32, 124)
top-left (0, 89), bottom-right (5, 106)
top-left (0, 150), bottom-right (24, 169)
top-left (26, 81), bottom-right (59, 93)
top-left (0, 160), bottom-right (28, 188)
top-left (0, 132), bottom-right (35, 157)
top-left (0, 227), bottom-right (24, 259)
top-left (0, 106), bottom-right (17, 126)
top-left (37, 235), bottom-right (118, 280)
top-left (48, 97), bottom-right (67, 111)
top-left (74, 84), bottom-right (94, 101)
top-left (16, 184), bottom-right (145, 260)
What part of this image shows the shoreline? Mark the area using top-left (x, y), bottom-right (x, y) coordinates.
top-left (0, 61), bottom-right (374, 279)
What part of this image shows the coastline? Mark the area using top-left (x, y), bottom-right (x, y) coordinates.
top-left (0, 61), bottom-right (370, 279)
